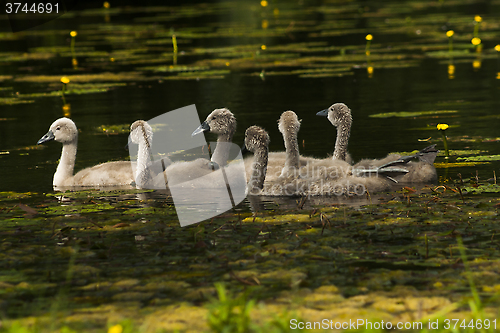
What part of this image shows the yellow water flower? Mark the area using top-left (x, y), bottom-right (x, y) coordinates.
top-left (433, 281), bottom-right (443, 288)
top-left (471, 37), bottom-right (481, 46)
top-left (446, 30), bottom-right (454, 38)
top-left (473, 59), bottom-right (481, 69)
top-left (103, 1), bottom-right (110, 8)
top-left (495, 45), bottom-right (500, 52)
top-left (108, 325), bottom-right (123, 333)
top-left (260, 0), bottom-right (268, 7)
top-left (474, 15), bottom-right (482, 23)
top-left (437, 123), bottom-right (449, 131)
top-left (365, 34), bottom-right (373, 41)
top-left (261, 19), bottom-right (268, 29)
top-left (70, 31), bottom-right (77, 37)
top-left (60, 77), bottom-right (70, 84)
top-left (261, 45), bottom-right (266, 50)
top-left (367, 66), bottom-right (374, 74)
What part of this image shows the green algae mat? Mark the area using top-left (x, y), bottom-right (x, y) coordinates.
top-left (1, 176), bottom-right (500, 332)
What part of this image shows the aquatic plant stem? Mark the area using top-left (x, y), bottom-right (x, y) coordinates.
top-left (61, 83), bottom-right (67, 105)
top-left (172, 34), bottom-right (178, 65)
top-left (440, 130), bottom-right (449, 159)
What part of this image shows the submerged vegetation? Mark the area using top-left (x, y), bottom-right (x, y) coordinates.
top-left (1, 174), bottom-right (500, 331)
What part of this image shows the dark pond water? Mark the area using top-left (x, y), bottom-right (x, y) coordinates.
top-left (1, 0), bottom-right (500, 195)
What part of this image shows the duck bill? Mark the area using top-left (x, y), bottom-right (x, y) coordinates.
top-left (316, 109), bottom-right (328, 117)
top-left (37, 130), bottom-right (55, 145)
top-left (191, 121), bottom-right (210, 137)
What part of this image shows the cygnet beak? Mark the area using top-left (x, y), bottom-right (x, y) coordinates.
top-left (37, 130), bottom-right (55, 145)
top-left (192, 121), bottom-right (211, 136)
top-left (316, 109), bottom-right (328, 117)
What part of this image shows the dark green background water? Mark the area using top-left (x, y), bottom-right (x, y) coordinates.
top-left (1, 0), bottom-right (499, 193)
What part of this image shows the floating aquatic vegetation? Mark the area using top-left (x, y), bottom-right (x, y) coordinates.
top-left (462, 184), bottom-right (500, 194)
top-left (434, 161), bottom-right (486, 168)
top-left (438, 149), bottom-right (485, 156)
top-left (96, 124), bottom-right (131, 135)
top-left (457, 155), bottom-right (500, 162)
top-left (18, 83), bottom-right (128, 99)
top-left (14, 72), bottom-right (152, 83)
top-left (370, 110), bottom-right (458, 118)
top-left (140, 65), bottom-right (210, 73)
top-left (0, 97), bottom-right (34, 105)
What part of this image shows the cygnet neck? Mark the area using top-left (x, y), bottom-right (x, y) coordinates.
top-left (211, 130), bottom-right (234, 167)
top-left (54, 137), bottom-right (77, 187)
top-left (333, 118), bottom-right (351, 161)
top-left (248, 145), bottom-right (268, 193)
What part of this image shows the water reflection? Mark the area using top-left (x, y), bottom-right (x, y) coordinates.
top-left (0, 0), bottom-right (499, 193)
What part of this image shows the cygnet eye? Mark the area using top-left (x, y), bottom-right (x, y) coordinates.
top-left (56, 126), bottom-right (61, 131)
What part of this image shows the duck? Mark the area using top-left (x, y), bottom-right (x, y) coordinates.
top-left (37, 117), bottom-right (134, 188)
top-left (317, 103), bottom-right (438, 183)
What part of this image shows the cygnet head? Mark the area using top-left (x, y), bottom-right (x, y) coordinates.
top-left (37, 117), bottom-right (78, 145)
top-left (130, 120), bottom-right (153, 146)
top-left (245, 125), bottom-right (270, 152)
top-left (316, 103), bottom-right (352, 128)
top-left (278, 110), bottom-right (301, 136)
top-left (192, 108), bottom-right (236, 137)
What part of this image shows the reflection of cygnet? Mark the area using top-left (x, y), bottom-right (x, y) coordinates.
top-left (37, 117), bottom-right (134, 188)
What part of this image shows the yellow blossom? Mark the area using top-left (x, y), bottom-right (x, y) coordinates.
top-left (70, 31), bottom-right (77, 37)
top-left (60, 77), bottom-right (70, 84)
top-left (108, 325), bottom-right (123, 333)
top-left (103, 1), bottom-right (110, 9)
top-left (260, 0), bottom-right (268, 7)
top-left (495, 45), bottom-right (500, 52)
top-left (365, 34), bottom-right (373, 41)
top-left (261, 19), bottom-right (268, 29)
top-left (367, 66), bottom-right (373, 74)
top-left (261, 45), bottom-right (266, 50)
top-left (433, 282), bottom-right (443, 288)
top-left (474, 15), bottom-right (482, 23)
top-left (446, 30), bottom-right (454, 38)
top-left (437, 123), bottom-right (449, 131)
top-left (473, 59), bottom-right (481, 69)
top-left (471, 37), bottom-right (481, 46)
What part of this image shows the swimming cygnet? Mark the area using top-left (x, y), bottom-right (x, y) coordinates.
top-left (149, 108), bottom-right (238, 187)
top-left (37, 117), bottom-right (134, 188)
top-left (244, 125), bottom-right (393, 196)
top-left (317, 103), bottom-right (438, 183)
